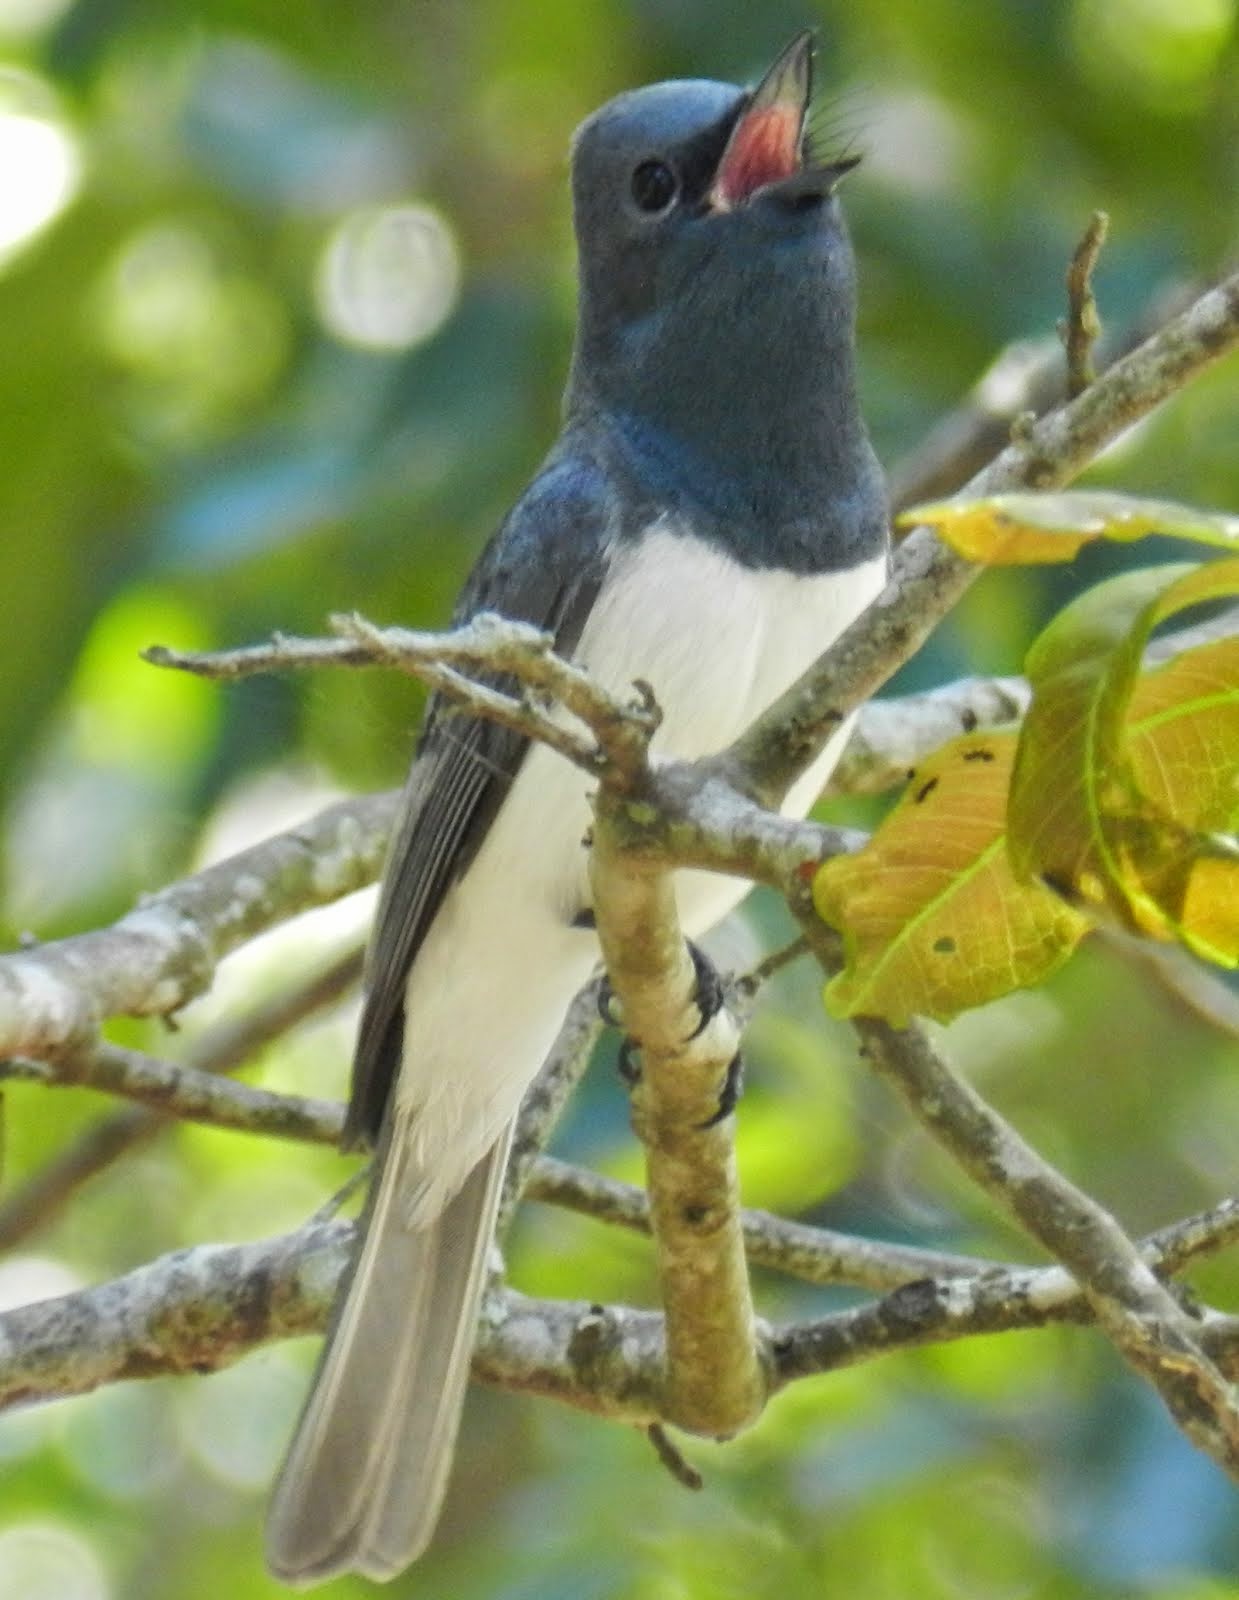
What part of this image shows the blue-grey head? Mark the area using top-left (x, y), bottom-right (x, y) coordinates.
top-left (564, 34), bottom-right (885, 564)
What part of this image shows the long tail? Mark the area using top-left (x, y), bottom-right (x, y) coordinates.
top-left (265, 1119), bottom-right (512, 1585)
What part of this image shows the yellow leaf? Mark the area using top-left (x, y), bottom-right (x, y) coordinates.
top-left (1010, 559), bottom-right (1239, 963)
top-left (903, 491), bottom-right (1239, 566)
top-left (1127, 637), bottom-right (1239, 833)
top-left (1178, 853), bottom-right (1239, 963)
top-left (813, 732), bottom-right (1089, 1026)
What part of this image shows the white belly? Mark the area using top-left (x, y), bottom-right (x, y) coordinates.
top-left (397, 523), bottom-right (887, 1214)
top-left (574, 524), bottom-right (888, 930)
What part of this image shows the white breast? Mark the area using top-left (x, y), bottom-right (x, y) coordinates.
top-left (577, 521), bottom-right (887, 761)
top-left (397, 520), bottom-right (887, 1211)
top-left (573, 521), bottom-right (888, 930)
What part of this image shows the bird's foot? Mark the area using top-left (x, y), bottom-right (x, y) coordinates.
top-left (600, 943), bottom-right (743, 1123)
top-left (597, 975), bottom-right (643, 1087)
top-left (685, 941), bottom-right (743, 1125)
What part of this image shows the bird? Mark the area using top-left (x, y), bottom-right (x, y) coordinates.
top-left (266, 32), bottom-right (889, 1585)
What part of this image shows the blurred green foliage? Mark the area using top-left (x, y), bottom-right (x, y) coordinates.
top-left (0, 0), bottom-right (1237, 1596)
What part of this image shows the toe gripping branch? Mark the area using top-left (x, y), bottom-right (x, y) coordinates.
top-left (598, 942), bottom-right (744, 1127)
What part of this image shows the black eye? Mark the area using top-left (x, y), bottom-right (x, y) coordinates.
top-left (630, 159), bottom-right (679, 214)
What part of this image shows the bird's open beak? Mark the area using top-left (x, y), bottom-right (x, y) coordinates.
top-left (708, 32), bottom-right (860, 211)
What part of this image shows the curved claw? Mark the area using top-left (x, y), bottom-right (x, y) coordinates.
top-left (685, 940), bottom-right (727, 1041)
top-left (616, 1036), bottom-right (642, 1088)
top-left (603, 943), bottom-right (740, 1120)
top-left (596, 974), bottom-right (625, 1030)
top-left (697, 1053), bottom-right (744, 1128)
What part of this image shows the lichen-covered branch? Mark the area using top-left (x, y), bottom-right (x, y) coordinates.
top-left (5, 1197), bottom-right (1239, 1420)
top-left (2, 1044), bottom-right (347, 1146)
top-left (825, 675), bottom-right (1030, 796)
top-left (590, 789), bottom-right (764, 1437)
top-left (0, 947), bottom-right (363, 1250)
top-left (833, 995), bottom-right (1239, 1480)
top-left (0, 796), bottom-right (392, 1058)
top-left (148, 608), bottom-right (659, 787)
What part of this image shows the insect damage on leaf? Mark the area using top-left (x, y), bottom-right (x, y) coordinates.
top-left (813, 731), bottom-right (1089, 1026)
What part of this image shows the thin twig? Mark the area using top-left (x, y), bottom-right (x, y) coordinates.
top-left (526, 1154), bottom-right (1003, 1290)
top-left (646, 1423), bottom-right (704, 1490)
top-left (791, 900), bottom-right (1239, 1486)
top-left (2, 1044), bottom-right (347, 1145)
top-left (850, 1008), bottom-right (1239, 1479)
top-left (148, 610), bottom-right (660, 789)
top-left (729, 936), bottom-right (810, 1020)
top-left (0, 797), bottom-right (391, 1059)
top-left (0, 947), bottom-right (363, 1249)
top-left (886, 274), bottom-right (1203, 511)
top-left (1061, 210), bottom-right (1110, 397)
top-left (334, 612), bottom-right (661, 783)
top-left (497, 981), bottom-right (605, 1236)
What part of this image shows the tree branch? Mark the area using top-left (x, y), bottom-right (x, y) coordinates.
top-left (0, 674), bottom-right (1029, 1071)
top-left (796, 889), bottom-right (1239, 1479)
top-left (2, 1044), bottom-right (347, 1146)
top-left (851, 1016), bottom-right (1239, 1480)
top-left (525, 1154), bottom-right (1002, 1291)
top-left (728, 267), bottom-right (1239, 808)
top-left (148, 609), bottom-right (660, 788)
top-left (0, 797), bottom-right (392, 1059)
top-left (5, 1196), bottom-right (1239, 1419)
top-left (498, 981), bottom-right (604, 1236)
top-left (0, 947), bottom-right (364, 1250)
top-left (826, 675), bottom-right (1030, 796)
top-left (590, 789), bottom-right (763, 1437)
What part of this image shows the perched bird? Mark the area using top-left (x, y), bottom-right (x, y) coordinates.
top-left (266, 33), bottom-right (889, 1585)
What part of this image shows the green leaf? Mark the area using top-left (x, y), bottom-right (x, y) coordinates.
top-left (1009, 559), bottom-right (1239, 963)
top-left (813, 731), bottom-right (1090, 1026)
top-left (1128, 635), bottom-right (1239, 833)
top-left (902, 491), bottom-right (1239, 565)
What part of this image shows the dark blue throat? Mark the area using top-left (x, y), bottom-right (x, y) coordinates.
top-left (565, 237), bottom-right (888, 575)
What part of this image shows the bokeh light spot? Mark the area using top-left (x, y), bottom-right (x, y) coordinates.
top-left (0, 1523), bottom-right (108, 1600)
top-left (96, 222), bottom-right (289, 438)
top-left (0, 1255), bottom-right (82, 1311)
top-left (0, 71), bottom-right (79, 263)
top-left (180, 1349), bottom-right (307, 1489)
top-left (68, 587), bottom-right (216, 772)
top-left (0, 0), bottom-right (72, 35)
top-left (1071, 0), bottom-right (1235, 108)
top-left (316, 202), bottom-right (461, 351)
top-left (62, 1385), bottom-right (182, 1503)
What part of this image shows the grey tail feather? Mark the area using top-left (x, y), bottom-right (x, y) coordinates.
top-left (265, 1119), bottom-right (513, 1586)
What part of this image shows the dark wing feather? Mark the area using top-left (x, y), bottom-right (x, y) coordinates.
top-left (342, 454), bottom-right (612, 1149)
